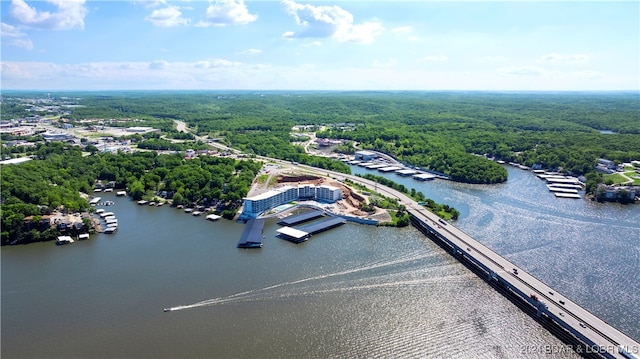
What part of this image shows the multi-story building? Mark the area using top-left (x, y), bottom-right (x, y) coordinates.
top-left (242, 184), bottom-right (342, 218)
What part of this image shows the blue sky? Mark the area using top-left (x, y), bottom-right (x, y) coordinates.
top-left (1, 0), bottom-right (638, 91)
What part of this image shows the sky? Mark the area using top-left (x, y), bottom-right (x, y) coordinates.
top-left (1, 0), bottom-right (638, 91)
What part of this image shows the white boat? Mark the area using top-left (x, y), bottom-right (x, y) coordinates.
top-left (100, 212), bottom-right (115, 218)
top-left (95, 209), bottom-right (105, 214)
top-left (116, 191), bottom-right (127, 196)
top-left (206, 214), bottom-right (222, 221)
top-left (104, 227), bottom-right (117, 233)
top-left (78, 233), bottom-right (90, 240)
top-left (137, 200), bottom-right (148, 205)
top-left (104, 188), bottom-right (113, 192)
top-left (192, 211), bottom-right (202, 216)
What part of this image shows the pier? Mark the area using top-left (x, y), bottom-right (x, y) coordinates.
top-left (277, 217), bottom-right (346, 243)
top-left (237, 219), bottom-right (264, 248)
top-left (278, 210), bottom-right (325, 226)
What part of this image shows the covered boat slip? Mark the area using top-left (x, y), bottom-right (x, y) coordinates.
top-left (277, 217), bottom-right (347, 244)
top-left (277, 210), bottom-right (324, 226)
top-left (237, 219), bottom-right (265, 248)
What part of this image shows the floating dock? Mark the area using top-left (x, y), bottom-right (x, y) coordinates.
top-left (379, 166), bottom-right (402, 173)
top-left (396, 169), bottom-right (417, 176)
top-left (237, 219), bottom-right (264, 248)
top-left (546, 185), bottom-right (579, 194)
top-left (278, 210), bottom-right (324, 226)
top-left (277, 217), bottom-right (346, 244)
top-left (546, 177), bottom-right (582, 185)
top-left (413, 173), bottom-right (436, 181)
top-left (364, 163), bottom-right (388, 169)
top-left (554, 192), bottom-right (581, 199)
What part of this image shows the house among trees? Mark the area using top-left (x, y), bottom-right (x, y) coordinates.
top-left (596, 158), bottom-right (616, 174)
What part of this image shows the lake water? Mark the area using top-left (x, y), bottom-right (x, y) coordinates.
top-left (2, 165), bottom-right (639, 358)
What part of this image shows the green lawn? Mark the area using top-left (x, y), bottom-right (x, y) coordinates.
top-left (604, 171), bottom-right (640, 185)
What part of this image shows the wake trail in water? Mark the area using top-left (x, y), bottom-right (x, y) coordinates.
top-left (164, 252), bottom-right (434, 312)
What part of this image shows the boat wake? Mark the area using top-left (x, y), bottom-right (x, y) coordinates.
top-left (163, 252), bottom-right (447, 312)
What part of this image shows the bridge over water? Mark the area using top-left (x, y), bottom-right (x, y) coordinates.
top-left (339, 173), bottom-right (640, 359)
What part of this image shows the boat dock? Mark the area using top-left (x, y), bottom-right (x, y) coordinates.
top-left (554, 192), bottom-right (581, 199)
top-left (278, 210), bottom-right (324, 226)
top-left (547, 185), bottom-right (579, 194)
top-left (379, 166), bottom-right (402, 173)
top-left (237, 219), bottom-right (264, 248)
top-left (396, 169), bottom-right (417, 176)
top-left (277, 217), bottom-right (346, 244)
top-left (413, 173), bottom-right (437, 181)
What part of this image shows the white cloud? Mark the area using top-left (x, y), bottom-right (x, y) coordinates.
top-left (304, 41), bottom-right (322, 47)
top-left (194, 58), bottom-right (242, 68)
top-left (0, 61), bottom-right (632, 91)
top-left (132, 0), bottom-right (166, 8)
top-left (9, 38), bottom-right (34, 50)
top-left (423, 54), bottom-right (448, 62)
top-left (145, 5), bottom-right (189, 27)
top-left (242, 48), bottom-right (262, 55)
top-left (9, 0), bottom-right (88, 30)
top-left (149, 60), bottom-right (169, 70)
top-left (2, 22), bottom-right (25, 38)
top-left (196, 0), bottom-right (258, 27)
top-left (540, 53), bottom-right (589, 64)
top-left (281, 0), bottom-right (383, 44)
top-left (1, 22), bottom-right (34, 50)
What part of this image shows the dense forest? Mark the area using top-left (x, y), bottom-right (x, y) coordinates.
top-left (5, 90), bottom-right (637, 184)
top-left (0, 142), bottom-right (262, 245)
top-left (3, 91), bottom-right (640, 244)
